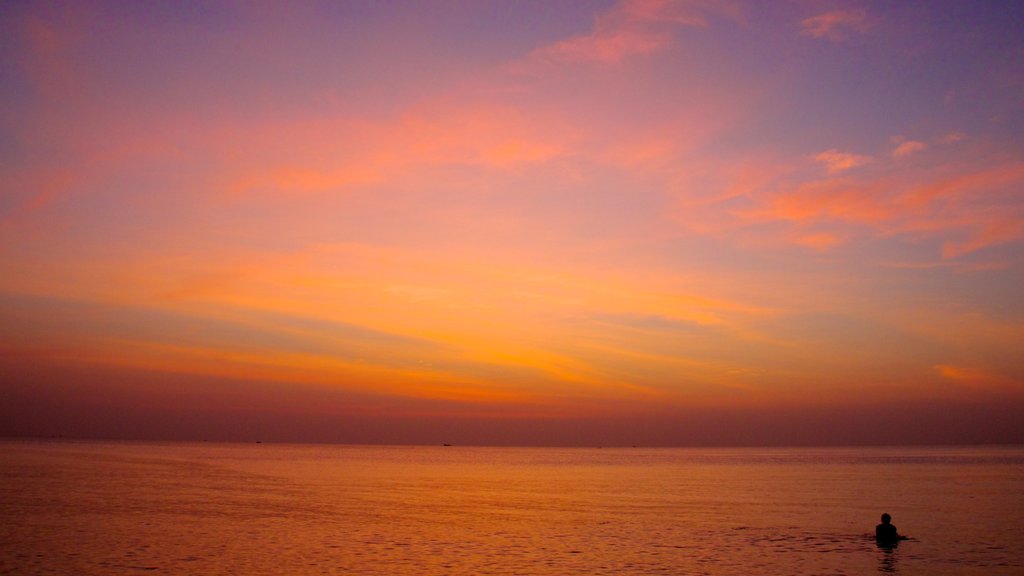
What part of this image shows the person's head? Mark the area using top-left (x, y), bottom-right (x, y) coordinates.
top-left (881, 513), bottom-right (891, 524)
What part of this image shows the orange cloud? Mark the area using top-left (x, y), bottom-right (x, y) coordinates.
top-left (229, 165), bottom-right (380, 197)
top-left (934, 364), bottom-right (1022, 392)
top-left (753, 178), bottom-right (892, 225)
top-left (1, 228), bottom-right (796, 409)
top-left (794, 232), bottom-right (842, 252)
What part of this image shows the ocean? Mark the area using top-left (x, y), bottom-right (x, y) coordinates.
top-left (1, 441), bottom-right (1022, 575)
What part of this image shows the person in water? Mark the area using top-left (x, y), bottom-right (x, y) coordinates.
top-left (875, 513), bottom-right (907, 545)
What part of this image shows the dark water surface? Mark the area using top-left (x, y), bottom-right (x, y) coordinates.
top-left (2, 441), bottom-right (1022, 575)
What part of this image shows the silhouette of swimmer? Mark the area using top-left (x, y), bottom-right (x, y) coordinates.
top-left (875, 513), bottom-right (908, 546)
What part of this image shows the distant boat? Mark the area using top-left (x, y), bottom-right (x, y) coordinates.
top-left (442, 443), bottom-right (452, 447)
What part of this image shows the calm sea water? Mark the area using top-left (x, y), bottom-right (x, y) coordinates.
top-left (1, 441), bottom-right (1022, 575)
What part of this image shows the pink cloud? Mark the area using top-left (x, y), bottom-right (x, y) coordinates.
top-left (941, 216), bottom-right (1024, 259)
top-left (892, 139), bottom-right (927, 158)
top-left (539, 28), bottom-right (672, 64)
top-left (530, 0), bottom-right (733, 64)
top-left (902, 161), bottom-right (1024, 209)
top-left (734, 157), bottom-right (1024, 258)
top-left (800, 10), bottom-right (870, 41)
top-left (940, 132), bottom-right (967, 144)
top-left (619, 0), bottom-right (718, 26)
top-left (812, 149), bottom-right (873, 173)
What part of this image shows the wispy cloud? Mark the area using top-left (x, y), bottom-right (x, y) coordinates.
top-left (891, 138), bottom-right (927, 158)
top-left (794, 232), bottom-right (842, 252)
top-left (745, 177), bottom-right (891, 226)
top-left (941, 216), bottom-right (1024, 259)
top-left (935, 364), bottom-right (1022, 391)
top-left (800, 10), bottom-right (870, 41)
top-left (940, 132), bottom-right (967, 144)
top-left (531, 0), bottom-right (735, 64)
top-left (813, 149), bottom-right (873, 173)
top-left (215, 101), bottom-right (573, 199)
top-left (735, 150), bottom-right (1024, 258)
top-left (535, 27), bottom-right (671, 65)
top-left (3, 1), bottom-right (1024, 441)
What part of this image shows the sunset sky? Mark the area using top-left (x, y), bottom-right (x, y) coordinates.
top-left (2, 0), bottom-right (1023, 445)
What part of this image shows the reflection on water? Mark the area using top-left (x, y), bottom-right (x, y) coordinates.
top-left (1, 442), bottom-right (1022, 575)
top-left (877, 543), bottom-right (899, 573)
